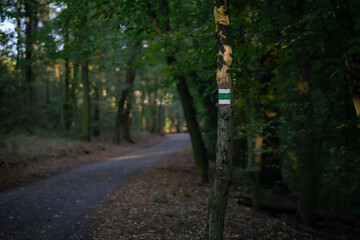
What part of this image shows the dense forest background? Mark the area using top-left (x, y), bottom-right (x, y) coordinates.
top-left (1, 0), bottom-right (360, 234)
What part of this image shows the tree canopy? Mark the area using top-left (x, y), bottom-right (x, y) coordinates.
top-left (1, 0), bottom-right (360, 238)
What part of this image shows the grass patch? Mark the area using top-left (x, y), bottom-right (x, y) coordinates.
top-left (153, 194), bottom-right (168, 204)
top-left (183, 190), bottom-right (191, 198)
top-left (159, 226), bottom-right (166, 234)
top-left (177, 218), bottom-right (191, 231)
top-left (164, 211), bottom-right (176, 217)
top-left (170, 188), bottom-right (178, 196)
top-left (1, 134), bottom-right (86, 158)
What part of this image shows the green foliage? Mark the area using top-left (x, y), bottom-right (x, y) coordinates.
top-left (153, 194), bottom-right (168, 204)
top-left (177, 218), bottom-right (191, 231)
top-left (183, 189), bottom-right (191, 198)
top-left (170, 188), bottom-right (177, 196)
top-left (229, 0), bottom-right (360, 218)
top-left (165, 211), bottom-right (176, 217)
top-left (0, 132), bottom-right (89, 159)
top-left (1, 0), bottom-right (360, 220)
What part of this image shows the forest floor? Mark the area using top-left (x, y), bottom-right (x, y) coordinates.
top-left (0, 132), bottom-right (167, 191)
top-left (75, 148), bottom-right (360, 240)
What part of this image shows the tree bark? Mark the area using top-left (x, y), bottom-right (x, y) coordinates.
top-left (150, 90), bottom-right (158, 133)
top-left (331, 0), bottom-right (360, 117)
top-left (24, 0), bottom-right (37, 135)
top-left (140, 85), bottom-right (146, 131)
top-left (206, 1), bottom-right (234, 239)
top-left (93, 83), bottom-right (100, 136)
top-left (122, 101), bottom-right (134, 143)
top-left (113, 50), bottom-right (137, 143)
top-left (80, 9), bottom-right (90, 141)
top-left (245, 74), bottom-right (261, 210)
top-left (72, 63), bottom-right (79, 109)
top-left (81, 60), bottom-right (91, 141)
top-left (16, 0), bottom-right (22, 69)
top-left (296, 49), bottom-right (315, 227)
top-left (113, 79), bottom-right (124, 143)
top-left (63, 58), bottom-right (72, 131)
top-left (153, 0), bottom-right (209, 184)
top-left (191, 72), bottom-right (217, 161)
top-left (158, 95), bottom-right (165, 135)
top-left (45, 77), bottom-right (50, 105)
top-left (176, 76), bottom-right (209, 183)
top-left (258, 47), bottom-right (281, 188)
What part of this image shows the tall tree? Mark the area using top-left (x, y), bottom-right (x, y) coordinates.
top-left (93, 82), bottom-right (100, 136)
top-left (113, 43), bottom-right (139, 144)
top-left (296, 48), bottom-right (315, 227)
top-left (62, 57), bottom-right (72, 131)
top-left (15, 0), bottom-right (23, 69)
top-left (150, 0), bottom-right (209, 183)
top-left (80, 6), bottom-right (91, 141)
top-left (292, 1), bottom-right (316, 227)
top-left (176, 75), bottom-right (209, 183)
top-left (24, 0), bottom-right (38, 134)
top-left (331, 0), bottom-right (360, 117)
top-left (81, 59), bottom-right (91, 141)
top-left (206, 0), bottom-right (234, 239)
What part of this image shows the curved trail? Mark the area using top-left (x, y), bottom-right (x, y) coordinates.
top-left (0, 133), bottom-right (190, 240)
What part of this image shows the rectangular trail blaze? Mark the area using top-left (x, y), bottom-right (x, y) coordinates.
top-left (219, 89), bottom-right (231, 105)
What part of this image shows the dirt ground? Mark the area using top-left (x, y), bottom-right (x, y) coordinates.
top-left (0, 132), bottom-right (167, 191)
top-left (77, 148), bottom-right (359, 240)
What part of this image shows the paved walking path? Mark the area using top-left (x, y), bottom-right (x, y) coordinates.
top-left (0, 133), bottom-right (190, 240)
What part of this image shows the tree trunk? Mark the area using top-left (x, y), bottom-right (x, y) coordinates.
top-left (206, 1), bottom-right (234, 239)
top-left (80, 10), bottom-right (90, 141)
top-left (296, 49), bottom-right (315, 227)
top-left (245, 73), bottom-right (261, 211)
top-left (24, 0), bottom-right (37, 135)
top-left (258, 47), bottom-right (281, 188)
top-left (176, 75), bottom-right (209, 184)
top-left (72, 63), bottom-right (79, 109)
top-left (156, 90), bottom-right (164, 134)
top-left (191, 72), bottom-right (217, 161)
top-left (176, 110), bottom-right (182, 133)
top-left (113, 84), bottom-right (124, 144)
top-left (154, 0), bottom-right (209, 184)
top-left (122, 101), bottom-right (134, 143)
top-left (331, 0), bottom-right (360, 117)
top-left (158, 98), bottom-right (165, 135)
top-left (93, 83), bottom-right (100, 136)
top-left (113, 50), bottom-right (137, 143)
top-left (16, 1), bottom-right (22, 69)
top-left (140, 88), bottom-right (146, 131)
top-left (45, 77), bottom-right (50, 105)
top-left (150, 90), bottom-right (158, 133)
top-left (63, 58), bottom-right (72, 131)
top-left (81, 60), bottom-right (91, 141)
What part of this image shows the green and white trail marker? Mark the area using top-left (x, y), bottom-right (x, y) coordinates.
top-left (219, 89), bottom-right (231, 105)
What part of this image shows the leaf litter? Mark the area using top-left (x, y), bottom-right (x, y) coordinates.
top-left (71, 148), bottom-right (355, 240)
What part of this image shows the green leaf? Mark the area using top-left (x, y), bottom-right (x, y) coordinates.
top-left (347, 45), bottom-right (359, 55)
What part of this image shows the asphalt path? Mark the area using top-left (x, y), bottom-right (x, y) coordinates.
top-left (0, 133), bottom-right (190, 240)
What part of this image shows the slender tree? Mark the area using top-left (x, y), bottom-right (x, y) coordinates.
top-left (206, 0), bottom-right (234, 239)
top-left (80, 6), bottom-right (91, 141)
top-left (81, 59), bottom-right (91, 141)
top-left (63, 58), bottom-right (72, 131)
top-left (93, 82), bottom-right (100, 136)
top-left (15, 0), bottom-right (23, 69)
top-left (150, 0), bottom-right (209, 183)
top-left (24, 0), bottom-right (38, 134)
top-left (292, 1), bottom-right (316, 227)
